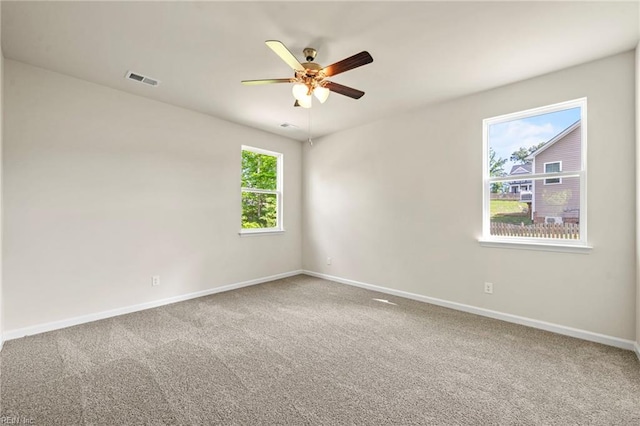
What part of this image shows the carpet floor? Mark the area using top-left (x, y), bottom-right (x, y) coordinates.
top-left (1, 274), bottom-right (639, 425)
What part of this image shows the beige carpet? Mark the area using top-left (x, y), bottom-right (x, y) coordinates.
top-left (1, 274), bottom-right (639, 425)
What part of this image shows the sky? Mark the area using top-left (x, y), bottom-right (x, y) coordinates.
top-left (489, 107), bottom-right (581, 174)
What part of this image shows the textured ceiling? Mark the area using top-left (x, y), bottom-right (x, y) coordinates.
top-left (2, 1), bottom-right (639, 141)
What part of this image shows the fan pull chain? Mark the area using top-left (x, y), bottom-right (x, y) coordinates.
top-left (308, 107), bottom-right (313, 146)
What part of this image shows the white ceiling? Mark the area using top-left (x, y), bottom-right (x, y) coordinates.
top-left (2, 1), bottom-right (639, 141)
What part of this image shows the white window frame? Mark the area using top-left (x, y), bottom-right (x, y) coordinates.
top-left (480, 98), bottom-right (590, 251)
top-left (240, 145), bottom-right (284, 235)
top-left (543, 161), bottom-right (562, 185)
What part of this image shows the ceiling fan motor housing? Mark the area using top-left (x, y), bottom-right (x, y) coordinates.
top-left (301, 61), bottom-right (322, 75)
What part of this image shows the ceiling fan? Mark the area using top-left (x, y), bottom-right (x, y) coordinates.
top-left (241, 40), bottom-right (373, 108)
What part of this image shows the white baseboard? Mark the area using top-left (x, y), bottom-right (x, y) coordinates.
top-left (4, 268), bottom-right (637, 357)
top-left (303, 270), bottom-right (636, 352)
top-left (3, 270), bottom-right (303, 342)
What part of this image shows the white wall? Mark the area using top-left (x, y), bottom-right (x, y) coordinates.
top-left (303, 51), bottom-right (636, 341)
top-left (636, 41), bottom-right (640, 353)
top-left (0, 3), bottom-right (4, 349)
top-left (3, 60), bottom-right (302, 332)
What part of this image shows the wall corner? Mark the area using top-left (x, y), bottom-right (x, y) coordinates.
top-left (635, 40), bottom-right (640, 351)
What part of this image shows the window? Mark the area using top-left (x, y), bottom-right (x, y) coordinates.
top-left (544, 161), bottom-right (562, 184)
top-left (482, 98), bottom-right (588, 248)
top-left (240, 146), bottom-right (283, 234)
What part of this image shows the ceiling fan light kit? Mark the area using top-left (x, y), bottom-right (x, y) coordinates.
top-left (241, 40), bottom-right (373, 108)
top-left (313, 86), bottom-right (330, 103)
top-left (292, 83), bottom-right (311, 101)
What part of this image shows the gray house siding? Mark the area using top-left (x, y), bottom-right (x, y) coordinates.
top-left (532, 125), bottom-right (581, 222)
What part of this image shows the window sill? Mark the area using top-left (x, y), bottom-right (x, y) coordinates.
top-left (239, 229), bottom-right (285, 237)
top-left (478, 238), bottom-right (592, 254)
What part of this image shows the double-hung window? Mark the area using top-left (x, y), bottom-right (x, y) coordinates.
top-left (544, 162), bottom-right (562, 184)
top-left (240, 146), bottom-right (283, 234)
top-left (481, 98), bottom-right (588, 249)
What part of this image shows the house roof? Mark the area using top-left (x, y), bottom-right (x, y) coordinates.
top-left (526, 120), bottom-right (581, 160)
top-left (509, 164), bottom-right (532, 175)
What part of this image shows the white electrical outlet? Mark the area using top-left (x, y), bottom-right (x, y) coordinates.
top-left (327, 257), bottom-right (332, 265)
top-left (484, 282), bottom-right (493, 294)
top-left (152, 275), bottom-right (160, 287)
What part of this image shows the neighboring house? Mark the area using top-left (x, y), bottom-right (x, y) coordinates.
top-left (526, 120), bottom-right (581, 224)
top-left (507, 164), bottom-right (532, 194)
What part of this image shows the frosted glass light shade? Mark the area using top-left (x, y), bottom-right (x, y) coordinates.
top-left (292, 83), bottom-right (309, 102)
top-left (313, 86), bottom-right (330, 103)
top-left (298, 95), bottom-right (312, 108)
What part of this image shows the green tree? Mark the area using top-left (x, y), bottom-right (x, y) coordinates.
top-left (242, 151), bottom-right (277, 190)
top-left (510, 142), bottom-right (546, 164)
top-left (241, 193), bottom-right (277, 228)
top-left (510, 147), bottom-right (531, 164)
top-left (241, 151), bottom-right (278, 228)
top-left (489, 148), bottom-right (507, 193)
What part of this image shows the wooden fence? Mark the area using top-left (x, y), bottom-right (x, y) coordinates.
top-left (490, 222), bottom-right (580, 239)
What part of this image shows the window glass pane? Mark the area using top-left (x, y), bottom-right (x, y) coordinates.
top-left (241, 150), bottom-right (277, 190)
top-left (241, 192), bottom-right (278, 229)
top-left (490, 177), bottom-right (580, 239)
top-left (544, 162), bottom-right (561, 184)
top-left (545, 162), bottom-right (560, 173)
top-left (487, 107), bottom-right (581, 183)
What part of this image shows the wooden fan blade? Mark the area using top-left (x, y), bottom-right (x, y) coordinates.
top-left (324, 81), bottom-right (365, 99)
top-left (322, 51), bottom-right (373, 77)
top-left (266, 40), bottom-right (305, 72)
top-left (241, 78), bottom-right (295, 86)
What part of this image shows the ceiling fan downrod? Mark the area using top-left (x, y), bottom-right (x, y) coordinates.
top-left (303, 47), bottom-right (317, 62)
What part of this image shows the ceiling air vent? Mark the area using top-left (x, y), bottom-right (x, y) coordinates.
top-left (125, 71), bottom-right (160, 87)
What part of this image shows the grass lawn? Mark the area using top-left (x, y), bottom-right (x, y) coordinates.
top-left (490, 200), bottom-right (533, 225)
